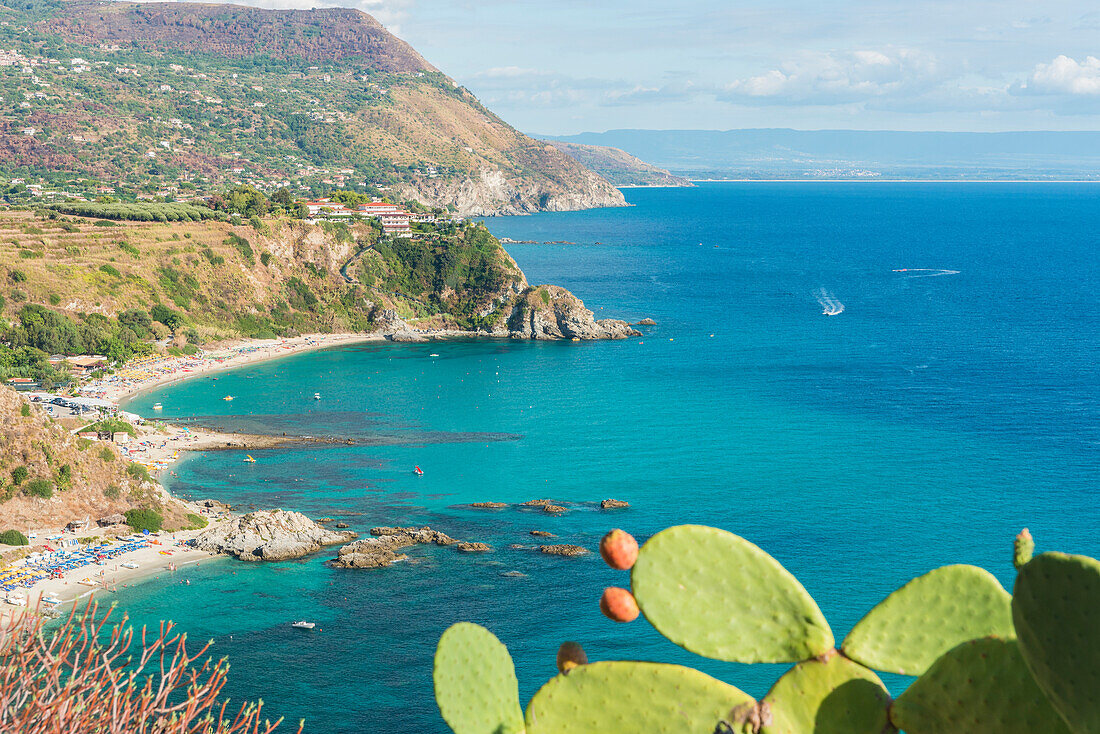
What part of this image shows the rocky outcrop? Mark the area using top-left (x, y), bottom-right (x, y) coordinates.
top-left (97, 513), bottom-right (126, 527)
top-left (398, 163), bottom-right (626, 218)
top-left (543, 504), bottom-right (567, 515)
top-left (540, 544), bottom-right (589, 557)
top-left (529, 530), bottom-right (555, 538)
top-left (635, 318), bottom-right (657, 326)
top-left (520, 499), bottom-right (556, 507)
top-left (456, 542), bottom-right (491, 552)
top-left (600, 499), bottom-right (630, 509)
top-left (490, 286), bottom-right (640, 341)
top-left (329, 525), bottom-right (458, 568)
top-left (191, 510), bottom-right (356, 561)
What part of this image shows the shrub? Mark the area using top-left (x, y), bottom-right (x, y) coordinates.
top-left (260, 251), bottom-right (272, 266)
top-left (99, 446), bottom-right (115, 462)
top-left (20, 403), bottom-right (30, 417)
top-left (99, 264), bottom-right (121, 278)
top-left (119, 242), bottom-right (140, 257)
top-left (124, 508), bottom-right (163, 533)
top-left (9, 269), bottom-right (26, 283)
top-left (23, 478), bottom-right (53, 498)
top-left (48, 293), bottom-right (61, 305)
top-left (0, 529), bottom-right (29, 546)
top-left (10, 466), bottom-right (28, 485)
top-left (104, 484), bottom-right (121, 500)
top-left (183, 513), bottom-right (208, 530)
top-left (126, 463), bottom-right (151, 483)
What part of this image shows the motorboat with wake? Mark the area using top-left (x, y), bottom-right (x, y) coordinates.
top-left (292, 621), bottom-right (316, 630)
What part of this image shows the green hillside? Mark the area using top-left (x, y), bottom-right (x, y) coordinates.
top-left (0, 0), bottom-right (624, 214)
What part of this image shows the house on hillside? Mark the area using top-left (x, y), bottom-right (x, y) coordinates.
top-left (379, 211), bottom-right (412, 236)
top-left (65, 356), bottom-right (108, 376)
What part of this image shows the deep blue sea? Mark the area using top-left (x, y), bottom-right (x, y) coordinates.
top-left (119, 183), bottom-right (1098, 733)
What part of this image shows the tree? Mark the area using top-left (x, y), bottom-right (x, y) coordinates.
top-left (117, 309), bottom-right (152, 338)
top-left (270, 187), bottom-right (294, 206)
top-left (124, 507), bottom-right (162, 532)
top-left (0, 529), bottom-right (28, 546)
top-left (150, 304), bottom-right (182, 330)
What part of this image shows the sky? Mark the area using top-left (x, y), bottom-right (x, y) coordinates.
top-left (202, 0), bottom-right (1100, 135)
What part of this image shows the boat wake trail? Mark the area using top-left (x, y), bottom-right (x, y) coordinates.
top-left (815, 288), bottom-right (845, 316)
top-left (893, 268), bottom-right (960, 278)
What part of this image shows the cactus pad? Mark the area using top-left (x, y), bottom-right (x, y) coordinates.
top-left (1012, 552), bottom-right (1100, 734)
top-left (630, 525), bottom-right (832, 663)
top-left (841, 564), bottom-right (1013, 675)
top-left (890, 637), bottom-right (1070, 734)
top-left (524, 660), bottom-right (753, 734)
top-left (760, 653), bottom-right (894, 734)
top-left (434, 623), bottom-right (524, 734)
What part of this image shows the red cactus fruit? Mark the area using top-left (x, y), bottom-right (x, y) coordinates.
top-left (599, 529), bottom-right (639, 570)
top-left (600, 587), bottom-right (640, 622)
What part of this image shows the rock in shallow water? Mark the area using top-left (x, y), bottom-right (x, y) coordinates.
top-left (600, 499), bottom-right (630, 509)
top-left (539, 544), bottom-right (589, 557)
top-left (330, 526), bottom-right (460, 569)
top-left (469, 502), bottom-right (508, 509)
top-left (192, 509), bottom-right (357, 562)
top-left (456, 542), bottom-right (492, 552)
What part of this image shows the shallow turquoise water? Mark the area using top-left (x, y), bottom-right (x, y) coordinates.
top-left (118, 183), bottom-right (1099, 732)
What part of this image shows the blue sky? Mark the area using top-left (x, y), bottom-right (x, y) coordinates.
top-left (222, 0), bottom-right (1100, 134)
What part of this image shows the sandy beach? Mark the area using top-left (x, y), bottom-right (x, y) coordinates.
top-left (2, 333), bottom-right (392, 630)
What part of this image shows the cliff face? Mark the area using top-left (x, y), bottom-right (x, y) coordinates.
top-left (492, 285), bottom-right (640, 340)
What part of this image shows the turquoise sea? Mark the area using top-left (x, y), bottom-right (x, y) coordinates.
top-left (120, 183), bottom-right (1098, 732)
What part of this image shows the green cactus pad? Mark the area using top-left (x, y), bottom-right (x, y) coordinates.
top-left (760, 653), bottom-right (894, 734)
top-left (525, 660), bottom-right (753, 734)
top-left (890, 637), bottom-right (1071, 734)
top-left (630, 525), bottom-right (832, 663)
top-left (1013, 552), bottom-right (1100, 734)
top-left (434, 623), bottom-right (525, 734)
top-left (841, 564), bottom-right (1013, 675)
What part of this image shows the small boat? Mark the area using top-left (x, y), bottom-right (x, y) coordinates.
top-left (243, 455), bottom-right (256, 463)
top-left (414, 465), bottom-right (424, 476)
top-left (222, 395), bottom-right (233, 401)
top-left (313, 392), bottom-right (321, 400)
top-left (121, 561), bottom-right (139, 569)
top-left (429, 353), bottom-right (439, 357)
top-left (41, 593), bottom-right (62, 606)
top-left (4, 594), bottom-right (27, 607)
top-left (292, 621), bottom-right (316, 630)
top-left (153, 403), bottom-right (163, 411)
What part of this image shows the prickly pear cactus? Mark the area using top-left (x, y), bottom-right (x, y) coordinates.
top-left (1013, 528), bottom-right (1034, 569)
top-left (629, 525), bottom-right (832, 663)
top-left (760, 651), bottom-right (894, 734)
top-left (841, 564), bottom-right (1013, 675)
top-left (1012, 552), bottom-right (1100, 734)
top-left (434, 623), bottom-right (525, 734)
top-left (525, 660), bottom-right (754, 734)
top-left (890, 637), bottom-right (1071, 734)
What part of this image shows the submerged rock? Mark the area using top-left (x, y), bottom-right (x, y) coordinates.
top-left (529, 530), bottom-right (555, 538)
top-left (600, 499), bottom-right (630, 510)
top-left (520, 499), bottom-right (556, 507)
top-left (469, 502), bottom-right (508, 509)
top-left (540, 544), bottom-right (589, 557)
top-left (192, 510), bottom-right (356, 562)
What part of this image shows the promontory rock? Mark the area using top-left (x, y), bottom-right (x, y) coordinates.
top-left (600, 499), bottom-right (630, 509)
top-left (330, 526), bottom-right (458, 569)
top-left (488, 286), bottom-right (640, 341)
top-left (540, 544), bottom-right (589, 557)
top-left (191, 509), bottom-right (357, 561)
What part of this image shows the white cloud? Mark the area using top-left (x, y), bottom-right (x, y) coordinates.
top-left (474, 66), bottom-right (541, 78)
top-left (721, 49), bottom-right (940, 104)
top-left (1015, 55), bottom-right (1100, 95)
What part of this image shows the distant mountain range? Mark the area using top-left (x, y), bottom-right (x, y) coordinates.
top-left (547, 129), bottom-right (1100, 180)
top-left (0, 1), bottom-right (623, 214)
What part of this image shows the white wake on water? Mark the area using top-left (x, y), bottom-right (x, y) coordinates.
top-left (893, 268), bottom-right (960, 278)
top-left (815, 287), bottom-right (845, 316)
